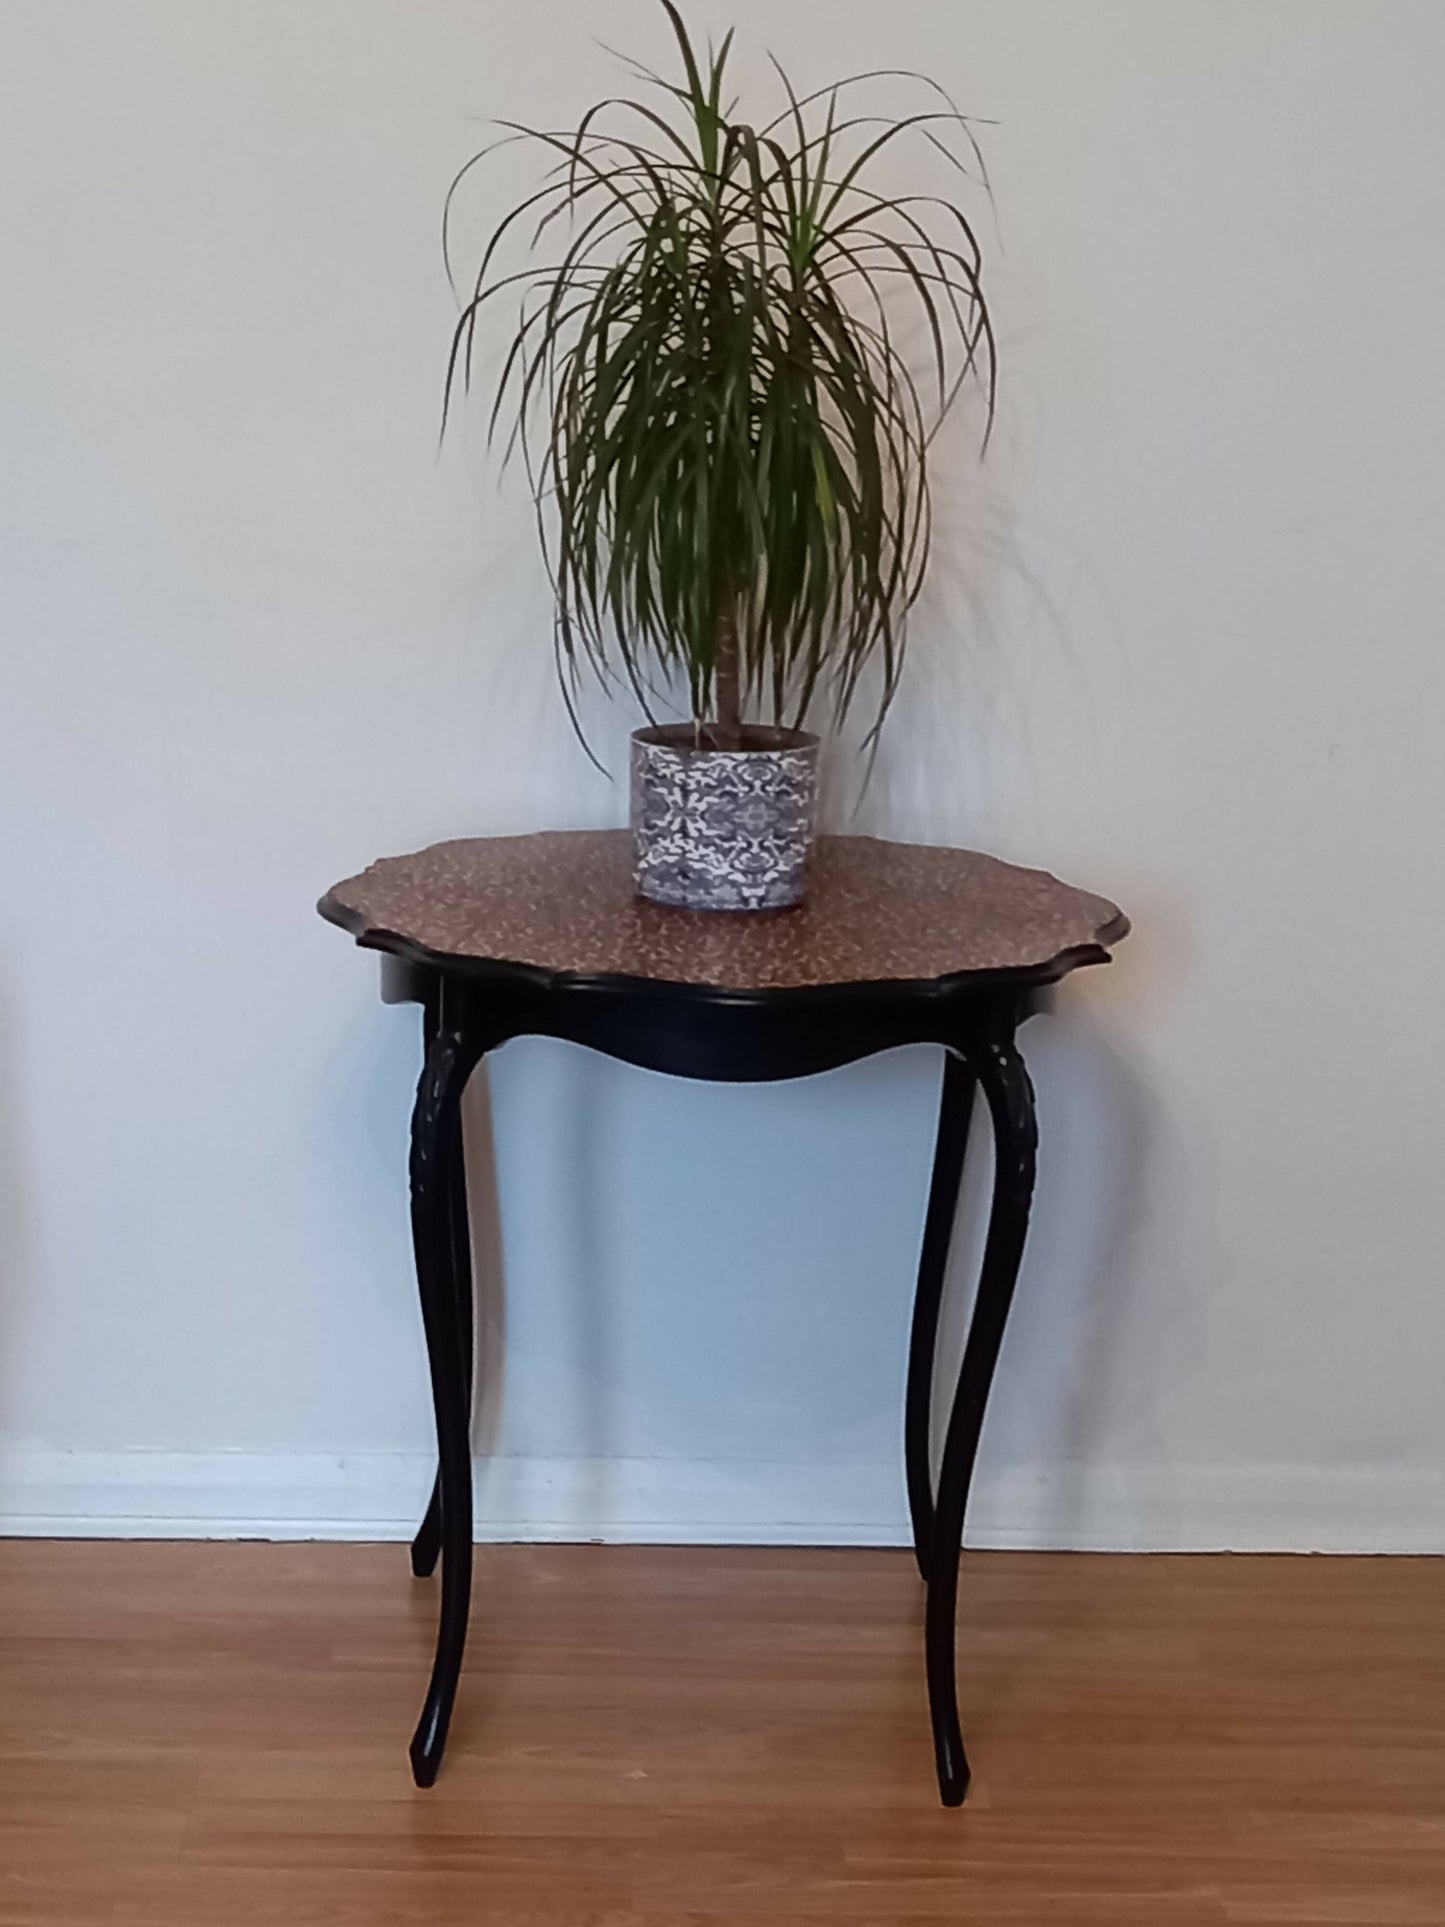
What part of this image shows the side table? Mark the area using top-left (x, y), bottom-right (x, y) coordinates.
top-left (319, 830), bottom-right (1127, 1804)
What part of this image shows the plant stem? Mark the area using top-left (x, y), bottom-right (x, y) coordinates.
top-left (714, 604), bottom-right (743, 748)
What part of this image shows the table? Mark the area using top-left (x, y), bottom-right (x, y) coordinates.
top-left (319, 830), bottom-right (1128, 1804)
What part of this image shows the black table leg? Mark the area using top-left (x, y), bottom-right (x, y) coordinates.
top-left (406, 1007), bottom-right (485, 1788)
top-left (410, 1116), bottom-right (474, 1581)
top-left (411, 995), bottom-right (444, 1579)
top-left (905, 1050), bottom-right (977, 1580)
top-left (924, 1031), bottom-right (1038, 1806)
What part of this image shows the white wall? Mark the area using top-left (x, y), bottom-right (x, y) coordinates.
top-left (2, 0), bottom-right (1442, 1550)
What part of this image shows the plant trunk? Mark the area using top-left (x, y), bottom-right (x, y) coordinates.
top-left (713, 605), bottom-right (743, 749)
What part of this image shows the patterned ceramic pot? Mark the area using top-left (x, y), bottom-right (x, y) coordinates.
top-left (630, 724), bottom-right (820, 911)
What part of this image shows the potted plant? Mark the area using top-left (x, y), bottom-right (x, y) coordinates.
top-left (444, 1), bottom-right (994, 910)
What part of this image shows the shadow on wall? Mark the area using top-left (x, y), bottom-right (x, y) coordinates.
top-left (444, 983), bottom-right (1197, 1546)
top-left (0, 982), bottom-right (35, 1456)
top-left (932, 956), bottom-right (1221, 1547)
top-left (460, 1061), bottom-right (507, 1459)
top-left (819, 446), bottom-right (1129, 844)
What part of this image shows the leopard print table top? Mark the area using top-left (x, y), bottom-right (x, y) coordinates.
top-left (319, 831), bottom-right (1127, 992)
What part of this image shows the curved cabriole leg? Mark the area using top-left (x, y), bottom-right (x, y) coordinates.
top-left (407, 1018), bottom-right (482, 1789)
top-left (411, 996), bottom-right (443, 1579)
top-left (905, 1050), bottom-right (977, 1580)
top-left (925, 1033), bottom-right (1038, 1807)
top-left (410, 1123), bottom-right (475, 1580)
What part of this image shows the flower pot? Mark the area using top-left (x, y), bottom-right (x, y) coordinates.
top-left (630, 724), bottom-right (820, 911)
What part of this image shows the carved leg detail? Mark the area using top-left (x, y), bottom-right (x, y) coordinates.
top-left (905, 1050), bottom-right (977, 1581)
top-left (924, 1034), bottom-right (1038, 1807)
top-left (407, 1019), bottom-right (481, 1789)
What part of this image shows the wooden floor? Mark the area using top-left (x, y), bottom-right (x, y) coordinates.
top-left (0, 1544), bottom-right (1442, 1924)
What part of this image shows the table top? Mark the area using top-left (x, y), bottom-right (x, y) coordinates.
top-left (318, 832), bottom-right (1127, 994)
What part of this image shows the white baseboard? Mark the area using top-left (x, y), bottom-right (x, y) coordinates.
top-left (0, 1448), bottom-right (1442, 1553)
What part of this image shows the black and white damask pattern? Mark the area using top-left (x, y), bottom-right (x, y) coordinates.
top-left (630, 729), bottom-right (819, 911)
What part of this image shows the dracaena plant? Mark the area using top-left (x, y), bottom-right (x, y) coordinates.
top-left (443, 0), bottom-right (994, 752)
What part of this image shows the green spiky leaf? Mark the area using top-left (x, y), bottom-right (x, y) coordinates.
top-left (443, 2), bottom-right (995, 745)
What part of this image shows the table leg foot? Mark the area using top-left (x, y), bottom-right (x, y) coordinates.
top-left (937, 1745), bottom-right (971, 1808)
top-left (407, 1014), bottom-right (481, 1788)
top-left (924, 1032), bottom-right (1037, 1807)
top-left (409, 1720), bottom-right (443, 1788)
